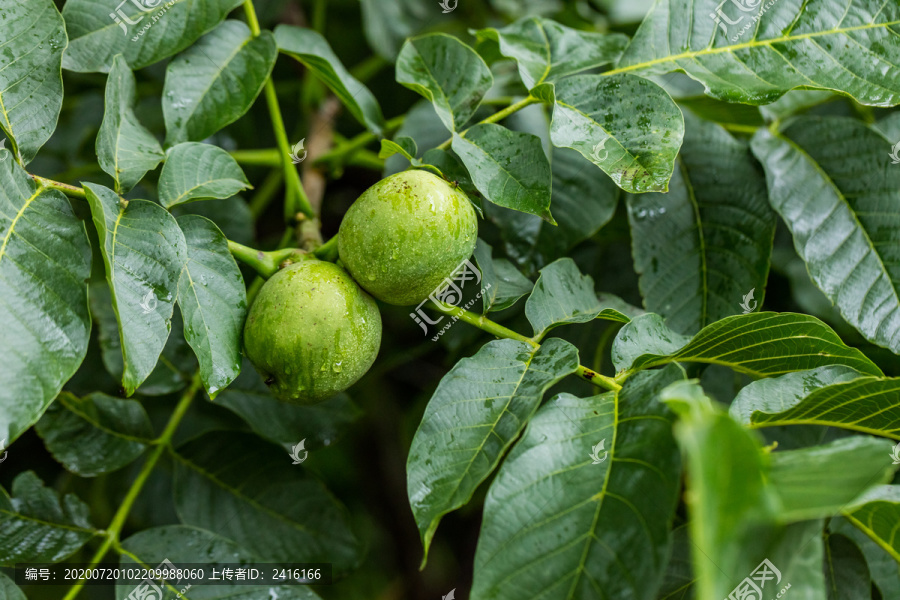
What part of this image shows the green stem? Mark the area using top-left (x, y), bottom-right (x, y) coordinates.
top-left (313, 115), bottom-right (406, 166)
top-left (425, 301), bottom-right (620, 391)
top-left (313, 235), bottom-right (339, 261)
top-left (435, 96), bottom-right (541, 151)
top-left (32, 175), bottom-right (87, 199)
top-left (230, 148), bottom-right (282, 167)
top-left (61, 374), bottom-right (203, 600)
top-left (228, 240), bottom-right (307, 278)
top-left (243, 0), bottom-right (313, 221)
top-left (249, 169), bottom-right (284, 219)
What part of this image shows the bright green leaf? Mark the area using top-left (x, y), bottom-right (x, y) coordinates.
top-left (0, 160), bottom-right (91, 444)
top-left (96, 55), bottom-right (165, 194)
top-left (378, 137), bottom-right (418, 162)
top-left (159, 143), bottom-right (251, 208)
top-left (751, 118), bottom-right (900, 355)
top-left (0, 0), bottom-right (67, 164)
top-left (176, 215), bottom-right (246, 398)
top-left (163, 21), bottom-right (277, 146)
top-left (396, 34), bottom-right (493, 132)
top-left (407, 338), bottom-right (580, 564)
top-left (84, 183), bottom-right (187, 395)
top-left (35, 392), bottom-right (153, 477)
top-left (274, 25), bottom-right (385, 136)
top-left (525, 257), bottom-right (606, 339)
top-left (843, 486), bottom-right (900, 568)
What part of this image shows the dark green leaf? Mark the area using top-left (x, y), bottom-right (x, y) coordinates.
top-left (824, 533), bottom-right (872, 600)
top-left (452, 123), bottom-right (553, 220)
top-left (476, 16), bottom-right (628, 89)
top-left (768, 437), bottom-right (896, 521)
top-left (0, 472), bottom-right (96, 565)
top-left (35, 392), bottom-right (153, 477)
top-left (831, 516), bottom-right (900, 599)
top-left (359, 0), bottom-right (432, 59)
top-left (542, 74), bottom-right (684, 193)
top-left (159, 143), bottom-right (251, 208)
top-left (275, 25), bottom-right (385, 136)
top-left (472, 366), bottom-right (685, 600)
top-left (172, 431), bottom-right (361, 571)
top-left (216, 358), bottom-right (361, 447)
top-left (176, 215), bottom-right (246, 398)
top-left (0, 573), bottom-right (25, 600)
top-left (617, 0), bottom-right (900, 106)
top-left (118, 525), bottom-right (322, 599)
top-left (84, 183), bottom-right (187, 395)
top-left (751, 118), bottom-right (900, 355)
top-left (96, 55), bottom-right (165, 194)
top-left (621, 312), bottom-right (882, 378)
top-left (488, 146), bottom-right (619, 273)
top-left (170, 196), bottom-right (254, 245)
top-left (0, 160), bottom-right (91, 444)
top-left (0, 0), bottom-right (67, 164)
top-left (407, 338), bottom-right (580, 563)
top-left (396, 34), bottom-right (493, 132)
top-left (525, 258), bottom-right (606, 339)
top-left (163, 21), bottom-right (277, 146)
top-left (62, 0), bottom-right (244, 73)
top-left (612, 313), bottom-right (691, 372)
top-left (628, 113), bottom-right (775, 335)
top-left (843, 486), bottom-right (900, 569)
top-left (472, 239), bottom-right (533, 313)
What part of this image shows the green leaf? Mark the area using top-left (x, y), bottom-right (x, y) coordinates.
top-left (620, 312), bottom-right (882, 378)
top-left (751, 118), bottom-right (900, 355)
top-left (0, 160), bottom-right (91, 444)
top-left (541, 74), bottom-right (684, 193)
top-left (163, 21), bottom-right (277, 146)
top-left (824, 533), bottom-right (872, 600)
top-left (472, 239), bottom-right (533, 314)
top-left (84, 183), bottom-right (187, 395)
top-left (396, 34), bottom-right (493, 133)
top-left (488, 146), bottom-right (619, 274)
top-left (832, 516), bottom-right (900, 599)
top-left (378, 137), bottom-right (418, 162)
top-left (768, 437), bottom-right (896, 522)
top-left (172, 431), bottom-right (361, 571)
top-left (616, 0), bottom-right (900, 106)
top-left (0, 0), bottom-right (67, 164)
top-left (274, 25), bottom-right (385, 136)
top-left (216, 358), bottom-right (361, 447)
top-left (0, 472), bottom-right (96, 565)
top-left (176, 215), bottom-right (246, 398)
top-left (475, 16), bottom-right (628, 89)
top-left (158, 143), bottom-right (251, 208)
top-left (62, 0), bottom-right (245, 73)
top-left (359, 0), bottom-right (432, 59)
top-left (170, 196), bottom-right (254, 245)
top-left (35, 392), bottom-right (153, 477)
top-left (628, 113), bottom-right (775, 335)
top-left (739, 374), bottom-right (900, 440)
top-left (407, 338), bottom-right (580, 564)
top-left (118, 525), bottom-right (323, 599)
top-left (612, 313), bottom-right (691, 372)
top-left (96, 55), bottom-right (165, 194)
top-left (843, 486), bottom-right (900, 568)
top-left (730, 366), bottom-right (864, 426)
top-left (0, 573), bottom-right (25, 600)
top-left (472, 366), bottom-right (685, 600)
top-left (451, 123), bottom-right (553, 220)
top-left (525, 258), bottom-right (606, 339)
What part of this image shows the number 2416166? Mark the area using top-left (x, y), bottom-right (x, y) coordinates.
top-left (272, 568), bottom-right (322, 581)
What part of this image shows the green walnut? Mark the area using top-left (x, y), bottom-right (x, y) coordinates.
top-left (243, 259), bottom-right (381, 404)
top-left (338, 170), bottom-right (478, 305)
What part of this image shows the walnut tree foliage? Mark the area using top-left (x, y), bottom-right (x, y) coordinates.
top-left (1, 0), bottom-right (900, 598)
